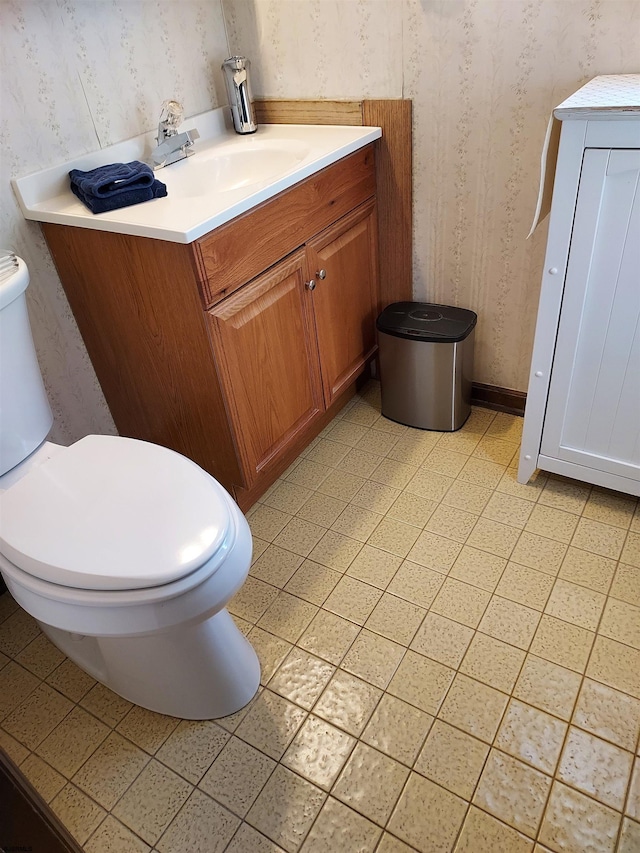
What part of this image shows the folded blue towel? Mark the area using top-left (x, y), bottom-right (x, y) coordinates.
top-left (70, 178), bottom-right (167, 214)
top-left (69, 160), bottom-right (168, 214)
top-left (69, 161), bottom-right (156, 198)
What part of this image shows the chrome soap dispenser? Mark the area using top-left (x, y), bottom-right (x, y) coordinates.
top-left (222, 56), bottom-right (258, 135)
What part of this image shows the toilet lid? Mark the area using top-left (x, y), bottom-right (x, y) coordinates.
top-left (0, 435), bottom-right (233, 591)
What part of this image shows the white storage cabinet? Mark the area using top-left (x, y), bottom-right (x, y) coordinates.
top-left (519, 76), bottom-right (640, 496)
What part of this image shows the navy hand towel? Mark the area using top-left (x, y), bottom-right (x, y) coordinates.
top-left (69, 161), bottom-right (156, 198)
top-left (70, 178), bottom-right (167, 215)
top-left (69, 161), bottom-right (167, 214)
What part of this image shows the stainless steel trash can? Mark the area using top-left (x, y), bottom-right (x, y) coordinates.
top-left (377, 302), bottom-right (477, 431)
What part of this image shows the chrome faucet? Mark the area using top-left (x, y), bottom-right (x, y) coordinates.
top-left (150, 100), bottom-right (200, 169)
top-left (222, 57), bottom-right (258, 135)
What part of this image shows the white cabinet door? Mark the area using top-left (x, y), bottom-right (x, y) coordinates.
top-left (540, 148), bottom-right (640, 483)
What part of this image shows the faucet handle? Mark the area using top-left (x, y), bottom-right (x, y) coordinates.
top-left (159, 100), bottom-right (184, 133)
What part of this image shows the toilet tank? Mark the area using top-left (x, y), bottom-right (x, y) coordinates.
top-left (0, 257), bottom-right (53, 477)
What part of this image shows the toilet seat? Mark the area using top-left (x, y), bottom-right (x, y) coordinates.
top-left (0, 434), bottom-right (232, 591)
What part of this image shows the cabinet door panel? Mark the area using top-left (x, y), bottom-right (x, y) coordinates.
top-left (208, 250), bottom-right (323, 484)
top-left (308, 200), bottom-right (379, 405)
top-left (541, 148), bottom-right (640, 480)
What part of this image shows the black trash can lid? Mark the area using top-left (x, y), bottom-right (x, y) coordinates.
top-left (376, 302), bottom-right (477, 343)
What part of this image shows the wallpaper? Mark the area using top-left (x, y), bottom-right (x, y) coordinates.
top-left (1, 0), bottom-right (640, 444)
top-left (0, 0), bottom-right (230, 442)
top-left (224, 0), bottom-right (640, 393)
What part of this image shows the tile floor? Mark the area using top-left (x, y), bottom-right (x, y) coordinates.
top-left (1, 381), bottom-right (640, 852)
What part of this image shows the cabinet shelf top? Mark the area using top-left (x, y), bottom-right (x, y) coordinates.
top-left (554, 74), bottom-right (640, 121)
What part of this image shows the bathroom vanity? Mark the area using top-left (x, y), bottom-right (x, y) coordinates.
top-left (15, 113), bottom-right (385, 508)
top-left (519, 75), bottom-right (640, 496)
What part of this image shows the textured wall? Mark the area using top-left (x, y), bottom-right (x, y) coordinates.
top-left (2, 2), bottom-right (639, 445)
top-left (224, 0), bottom-right (640, 391)
top-left (0, 0), bottom-right (230, 442)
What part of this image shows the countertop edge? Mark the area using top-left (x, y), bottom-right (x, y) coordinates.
top-left (13, 123), bottom-right (381, 245)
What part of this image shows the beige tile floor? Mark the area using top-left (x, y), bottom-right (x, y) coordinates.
top-left (1, 381), bottom-right (640, 852)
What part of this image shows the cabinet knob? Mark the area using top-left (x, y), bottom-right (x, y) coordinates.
top-left (306, 280), bottom-right (316, 291)
top-left (316, 269), bottom-right (327, 280)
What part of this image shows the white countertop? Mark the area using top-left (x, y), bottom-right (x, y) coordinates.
top-left (554, 74), bottom-right (640, 120)
top-left (13, 107), bottom-right (381, 244)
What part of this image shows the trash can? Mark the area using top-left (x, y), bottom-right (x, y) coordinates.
top-left (377, 302), bottom-right (477, 431)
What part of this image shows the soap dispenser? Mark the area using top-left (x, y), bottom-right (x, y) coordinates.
top-left (222, 56), bottom-right (258, 135)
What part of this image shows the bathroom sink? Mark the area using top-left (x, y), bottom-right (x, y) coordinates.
top-left (163, 139), bottom-right (311, 198)
top-left (13, 108), bottom-right (381, 243)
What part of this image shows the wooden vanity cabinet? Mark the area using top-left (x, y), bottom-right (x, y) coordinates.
top-left (209, 199), bottom-right (378, 488)
top-left (42, 146), bottom-right (379, 509)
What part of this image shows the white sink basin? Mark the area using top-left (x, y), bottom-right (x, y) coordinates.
top-left (13, 107), bottom-right (381, 244)
top-left (163, 138), bottom-right (311, 198)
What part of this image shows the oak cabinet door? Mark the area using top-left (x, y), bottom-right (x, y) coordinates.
top-left (208, 250), bottom-right (324, 485)
top-left (307, 200), bottom-right (379, 406)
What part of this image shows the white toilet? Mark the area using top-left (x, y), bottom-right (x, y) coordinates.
top-left (0, 256), bottom-right (260, 720)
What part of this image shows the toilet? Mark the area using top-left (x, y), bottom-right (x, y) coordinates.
top-left (0, 256), bottom-right (260, 720)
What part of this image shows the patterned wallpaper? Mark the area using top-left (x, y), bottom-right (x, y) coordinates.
top-left (0, 0), bottom-right (230, 442)
top-left (224, 0), bottom-right (640, 392)
top-left (1, 1), bottom-right (639, 444)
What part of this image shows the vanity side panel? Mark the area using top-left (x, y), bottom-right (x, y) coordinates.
top-left (41, 224), bottom-right (243, 490)
top-left (194, 146), bottom-right (376, 306)
top-left (362, 99), bottom-right (413, 308)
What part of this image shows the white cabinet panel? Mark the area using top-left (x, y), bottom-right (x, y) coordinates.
top-left (540, 149), bottom-right (640, 481)
top-left (519, 77), bottom-right (640, 496)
